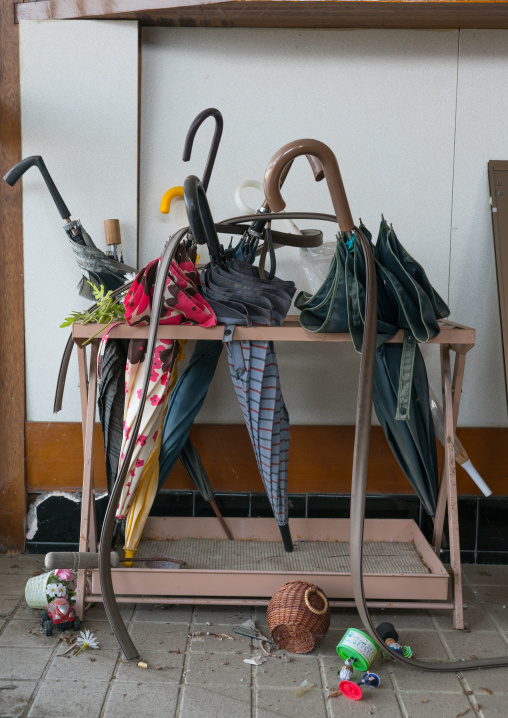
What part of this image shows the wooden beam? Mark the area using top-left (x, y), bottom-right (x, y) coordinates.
top-left (16, 0), bottom-right (508, 29)
top-left (0, 0), bottom-right (26, 553)
top-left (25, 422), bottom-right (504, 496)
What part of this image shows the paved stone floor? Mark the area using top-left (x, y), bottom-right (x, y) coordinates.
top-left (1, 555), bottom-right (508, 717)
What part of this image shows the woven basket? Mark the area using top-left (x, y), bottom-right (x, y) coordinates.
top-left (267, 580), bottom-right (331, 654)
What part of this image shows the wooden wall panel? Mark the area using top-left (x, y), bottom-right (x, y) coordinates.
top-left (0, 0), bottom-right (26, 553)
top-left (26, 422), bottom-right (506, 496)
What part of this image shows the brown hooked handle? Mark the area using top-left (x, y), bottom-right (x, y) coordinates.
top-left (263, 139), bottom-right (354, 232)
top-left (260, 154), bottom-right (323, 211)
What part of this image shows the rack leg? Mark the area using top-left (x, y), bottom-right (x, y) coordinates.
top-left (432, 351), bottom-right (466, 553)
top-left (77, 343), bottom-right (98, 552)
top-left (441, 345), bottom-right (464, 630)
top-left (76, 341), bottom-right (99, 621)
top-left (77, 344), bottom-right (88, 444)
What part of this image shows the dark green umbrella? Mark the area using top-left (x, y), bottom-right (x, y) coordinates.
top-left (295, 217), bottom-right (449, 515)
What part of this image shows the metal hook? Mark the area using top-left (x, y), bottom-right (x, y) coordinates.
top-left (182, 108), bottom-right (224, 193)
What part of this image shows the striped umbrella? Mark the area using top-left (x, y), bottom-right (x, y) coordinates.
top-left (184, 175), bottom-right (296, 551)
top-left (227, 339), bottom-right (290, 530)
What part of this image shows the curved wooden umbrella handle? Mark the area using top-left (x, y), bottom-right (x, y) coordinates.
top-left (263, 139), bottom-right (354, 232)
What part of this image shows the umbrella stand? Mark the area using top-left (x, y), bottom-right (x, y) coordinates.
top-left (72, 314), bottom-right (474, 649)
top-left (68, 214), bottom-right (472, 659)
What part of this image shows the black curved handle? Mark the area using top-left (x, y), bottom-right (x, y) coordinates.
top-left (182, 108), bottom-right (223, 193)
top-left (3, 155), bottom-right (71, 220)
top-left (184, 175), bottom-right (224, 266)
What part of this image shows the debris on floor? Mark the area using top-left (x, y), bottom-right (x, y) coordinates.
top-left (244, 655), bottom-right (267, 665)
top-left (294, 679), bottom-right (315, 697)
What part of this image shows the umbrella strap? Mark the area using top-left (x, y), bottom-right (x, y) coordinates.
top-left (395, 330), bottom-right (416, 422)
top-left (222, 325), bottom-right (247, 380)
top-left (258, 223), bottom-right (276, 281)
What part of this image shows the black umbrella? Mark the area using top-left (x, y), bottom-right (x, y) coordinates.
top-left (3, 155), bottom-right (136, 496)
top-left (157, 112), bottom-right (323, 533)
top-left (156, 108), bottom-right (233, 536)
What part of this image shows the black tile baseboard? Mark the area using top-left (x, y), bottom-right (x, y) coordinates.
top-left (24, 491), bottom-right (508, 565)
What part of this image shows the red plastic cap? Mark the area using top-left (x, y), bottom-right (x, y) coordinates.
top-left (339, 681), bottom-right (363, 701)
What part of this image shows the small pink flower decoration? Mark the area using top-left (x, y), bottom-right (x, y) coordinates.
top-left (124, 426), bottom-right (130, 440)
top-left (54, 569), bottom-right (73, 582)
top-left (136, 459), bottom-right (145, 468)
top-left (150, 395), bottom-right (160, 406)
top-left (137, 435), bottom-right (147, 447)
top-left (129, 469), bottom-right (135, 478)
top-left (152, 430), bottom-right (158, 442)
top-left (137, 389), bottom-right (142, 399)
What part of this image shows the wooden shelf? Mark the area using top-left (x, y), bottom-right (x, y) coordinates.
top-left (16, 0), bottom-right (508, 30)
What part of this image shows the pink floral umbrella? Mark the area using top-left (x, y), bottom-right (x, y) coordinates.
top-left (114, 244), bottom-right (216, 522)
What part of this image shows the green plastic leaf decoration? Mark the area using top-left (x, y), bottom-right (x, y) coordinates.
top-left (60, 282), bottom-right (126, 329)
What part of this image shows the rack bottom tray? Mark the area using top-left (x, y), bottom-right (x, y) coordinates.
top-left (90, 518), bottom-right (449, 603)
top-left (135, 537), bottom-right (430, 574)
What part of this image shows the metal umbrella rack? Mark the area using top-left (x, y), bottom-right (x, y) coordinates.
top-left (19, 135), bottom-right (488, 665)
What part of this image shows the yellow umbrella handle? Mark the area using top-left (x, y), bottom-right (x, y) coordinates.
top-left (160, 186), bottom-right (184, 214)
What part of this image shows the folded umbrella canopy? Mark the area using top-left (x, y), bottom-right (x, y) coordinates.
top-left (114, 246), bottom-right (216, 559)
top-left (295, 208), bottom-right (449, 515)
top-left (3, 155), bottom-right (136, 496)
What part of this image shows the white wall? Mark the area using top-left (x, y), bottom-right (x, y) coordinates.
top-left (449, 31), bottom-right (508, 427)
top-left (20, 20), bottom-right (139, 422)
top-left (139, 27), bottom-right (489, 426)
top-left (20, 24), bottom-right (508, 427)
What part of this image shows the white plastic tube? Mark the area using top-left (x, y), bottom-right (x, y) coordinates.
top-left (459, 460), bottom-right (493, 498)
top-left (429, 388), bottom-right (492, 497)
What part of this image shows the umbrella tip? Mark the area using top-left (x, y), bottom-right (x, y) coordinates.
top-left (381, 213), bottom-right (385, 221)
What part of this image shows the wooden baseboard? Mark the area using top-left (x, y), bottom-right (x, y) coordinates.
top-left (25, 422), bottom-right (505, 496)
